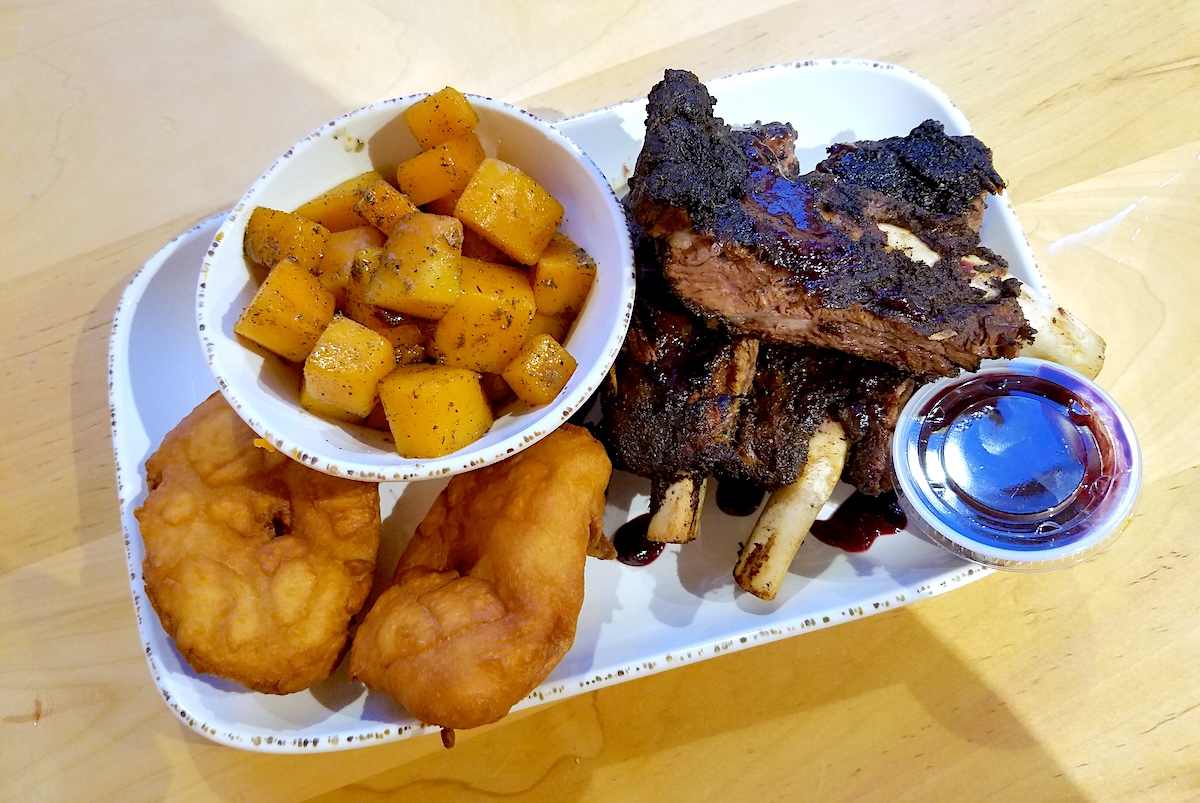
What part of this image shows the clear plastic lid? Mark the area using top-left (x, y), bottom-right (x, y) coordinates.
top-left (892, 357), bottom-right (1141, 571)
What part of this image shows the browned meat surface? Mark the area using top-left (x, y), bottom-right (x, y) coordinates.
top-left (599, 69), bottom-right (1035, 501)
top-left (599, 251), bottom-right (914, 499)
top-left (627, 69), bottom-right (1033, 376)
top-left (816, 119), bottom-right (1004, 221)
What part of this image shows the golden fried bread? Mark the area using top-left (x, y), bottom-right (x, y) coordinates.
top-left (349, 424), bottom-right (611, 729)
top-left (135, 393), bottom-right (381, 694)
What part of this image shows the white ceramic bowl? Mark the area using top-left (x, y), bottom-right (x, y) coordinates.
top-left (198, 93), bottom-right (635, 482)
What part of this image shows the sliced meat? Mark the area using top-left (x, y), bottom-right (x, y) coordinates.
top-left (598, 242), bottom-right (916, 498)
top-left (816, 119), bottom-right (1004, 222)
top-left (627, 69), bottom-right (1033, 376)
top-left (600, 69), bottom-right (1034, 507)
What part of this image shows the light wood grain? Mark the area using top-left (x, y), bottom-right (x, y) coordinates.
top-left (2, 1), bottom-right (1198, 800)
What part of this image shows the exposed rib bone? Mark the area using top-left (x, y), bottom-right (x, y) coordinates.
top-left (734, 420), bottom-right (848, 600)
top-left (881, 222), bottom-right (1106, 378)
top-left (647, 475), bottom-right (707, 544)
top-left (1016, 288), bottom-right (1106, 379)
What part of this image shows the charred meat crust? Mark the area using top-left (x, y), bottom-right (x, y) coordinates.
top-left (815, 119), bottom-right (1005, 219)
top-left (627, 69), bottom-right (1033, 377)
top-left (601, 69), bottom-right (1034, 499)
top-left (627, 68), bottom-right (754, 240)
top-left (598, 243), bottom-right (915, 497)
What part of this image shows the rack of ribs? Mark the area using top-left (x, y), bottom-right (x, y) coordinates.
top-left (625, 69), bottom-right (1033, 377)
top-left (598, 70), bottom-right (1038, 589)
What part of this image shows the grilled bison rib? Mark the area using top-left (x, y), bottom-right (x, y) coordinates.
top-left (598, 243), bottom-right (916, 500)
top-left (599, 255), bottom-right (792, 490)
top-left (628, 69), bottom-right (1033, 376)
top-left (600, 67), bottom-right (1039, 542)
top-left (816, 119), bottom-right (1004, 223)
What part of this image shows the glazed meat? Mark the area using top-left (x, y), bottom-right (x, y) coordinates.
top-left (626, 69), bottom-right (1033, 376)
top-left (600, 69), bottom-right (1034, 506)
top-left (599, 252), bottom-right (914, 501)
top-left (816, 119), bottom-right (1005, 221)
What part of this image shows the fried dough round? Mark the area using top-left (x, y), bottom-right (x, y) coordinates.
top-left (349, 424), bottom-right (611, 729)
top-left (135, 393), bottom-right (381, 694)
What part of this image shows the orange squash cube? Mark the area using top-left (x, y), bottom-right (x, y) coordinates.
top-left (422, 192), bottom-right (460, 217)
top-left (353, 177), bottom-right (418, 236)
top-left (340, 246), bottom-right (384, 325)
top-left (300, 380), bottom-right (366, 424)
top-left (403, 87), bottom-right (480, 150)
top-left (378, 364), bottom-right (493, 458)
top-left (460, 225), bottom-right (515, 264)
top-left (362, 310), bottom-right (430, 354)
top-left (313, 226), bottom-right (387, 305)
top-left (454, 158), bottom-right (563, 265)
top-left (234, 259), bottom-right (336, 362)
top-left (532, 232), bottom-right (596, 318)
top-left (302, 315), bottom-right (396, 419)
top-left (339, 247), bottom-right (432, 356)
top-left (433, 258), bottom-right (536, 373)
top-left (501, 333), bottom-right (577, 406)
top-left (293, 170), bottom-right (384, 232)
top-left (396, 132), bottom-right (486, 206)
top-left (365, 212), bottom-right (463, 318)
top-left (525, 311), bottom-right (571, 345)
top-left (363, 402), bottom-right (391, 432)
top-left (243, 207), bottom-right (330, 272)
top-left (478, 372), bottom-right (515, 406)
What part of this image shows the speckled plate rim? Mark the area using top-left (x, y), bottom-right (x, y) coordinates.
top-left (108, 59), bottom-right (1011, 753)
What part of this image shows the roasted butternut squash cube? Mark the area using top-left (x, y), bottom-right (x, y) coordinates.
top-left (478, 372), bottom-right (514, 406)
top-left (300, 379), bottom-right (366, 424)
top-left (433, 258), bottom-right (536, 373)
top-left (422, 192), bottom-right (460, 217)
top-left (293, 170), bottom-right (384, 232)
top-left (454, 158), bottom-right (563, 265)
top-left (340, 248), bottom-right (432, 356)
top-left (365, 212), bottom-right (463, 318)
top-left (363, 402), bottom-right (391, 431)
top-left (460, 225), bottom-right (515, 264)
top-left (392, 341), bottom-right (429, 366)
top-left (396, 132), bottom-right (486, 206)
top-left (243, 207), bottom-right (330, 272)
top-left (502, 333), bottom-right (577, 406)
top-left (341, 246), bottom-right (384, 325)
top-left (378, 364), bottom-right (493, 458)
top-left (353, 177), bottom-right (418, 236)
top-left (233, 259), bottom-right (336, 362)
top-left (403, 87), bottom-right (480, 150)
top-left (363, 310), bottom-right (430, 353)
top-left (302, 315), bottom-right (396, 419)
top-left (526, 311), bottom-right (571, 344)
top-left (532, 232), bottom-right (596, 318)
top-left (314, 226), bottom-right (387, 306)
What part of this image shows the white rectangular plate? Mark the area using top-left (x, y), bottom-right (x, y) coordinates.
top-left (110, 60), bottom-right (1017, 753)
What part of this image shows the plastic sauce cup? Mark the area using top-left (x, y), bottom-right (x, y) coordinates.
top-left (892, 357), bottom-right (1141, 571)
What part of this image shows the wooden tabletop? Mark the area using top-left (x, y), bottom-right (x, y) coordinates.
top-left (3, 2), bottom-right (1198, 800)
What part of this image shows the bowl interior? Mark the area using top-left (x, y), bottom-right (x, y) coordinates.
top-left (198, 94), bottom-right (634, 481)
